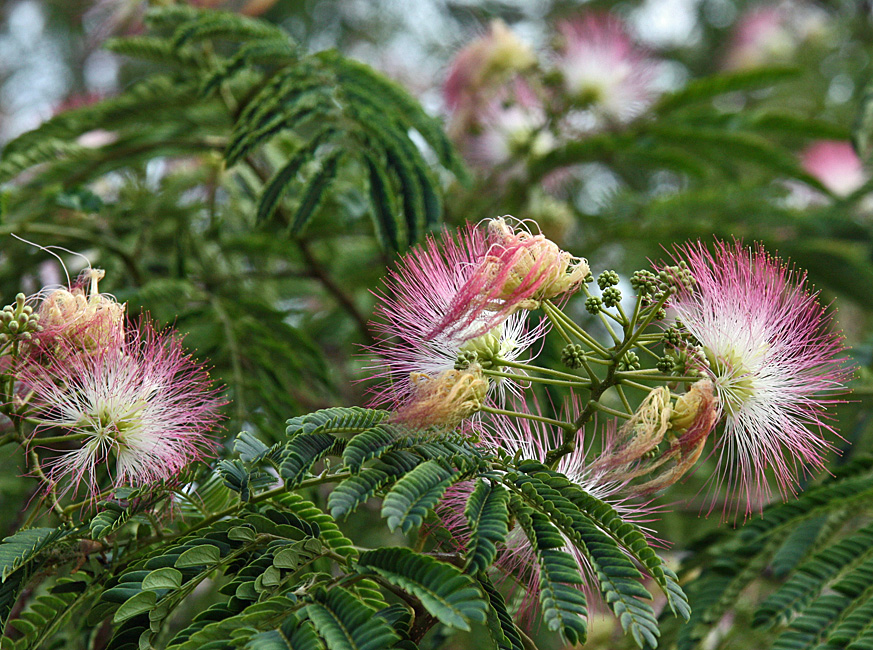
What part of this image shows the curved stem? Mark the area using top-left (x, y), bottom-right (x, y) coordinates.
top-left (494, 358), bottom-right (585, 382)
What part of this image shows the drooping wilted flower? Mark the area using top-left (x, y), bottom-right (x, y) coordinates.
top-left (801, 140), bottom-right (867, 198)
top-left (553, 13), bottom-right (658, 124)
top-left (664, 240), bottom-right (851, 514)
top-left (367, 224), bottom-right (549, 420)
top-left (436, 218), bottom-right (589, 339)
top-left (20, 320), bottom-right (223, 496)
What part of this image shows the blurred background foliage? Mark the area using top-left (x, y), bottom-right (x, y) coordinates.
top-left (1, 1), bottom-right (873, 648)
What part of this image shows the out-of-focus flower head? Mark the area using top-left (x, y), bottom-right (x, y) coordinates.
top-left (35, 268), bottom-right (126, 354)
top-left (662, 239), bottom-right (851, 516)
top-left (801, 140), bottom-right (867, 198)
top-left (553, 13), bottom-right (659, 124)
top-left (724, 2), bottom-right (830, 70)
top-left (459, 80), bottom-right (553, 173)
top-left (444, 20), bottom-right (537, 120)
top-left (21, 319), bottom-right (223, 496)
top-left (367, 223), bottom-right (549, 426)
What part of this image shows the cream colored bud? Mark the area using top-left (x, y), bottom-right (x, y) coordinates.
top-left (38, 268), bottom-right (125, 352)
top-left (486, 217), bottom-right (590, 306)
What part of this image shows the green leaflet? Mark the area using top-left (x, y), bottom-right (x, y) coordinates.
top-left (306, 587), bottom-right (400, 650)
top-left (463, 480), bottom-right (510, 574)
top-left (356, 547), bottom-right (487, 631)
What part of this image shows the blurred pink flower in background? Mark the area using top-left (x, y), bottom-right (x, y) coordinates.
top-left (554, 13), bottom-right (659, 124)
top-left (444, 20), bottom-right (536, 124)
top-left (459, 81), bottom-right (553, 172)
top-left (724, 2), bottom-right (829, 70)
top-left (801, 140), bottom-right (867, 198)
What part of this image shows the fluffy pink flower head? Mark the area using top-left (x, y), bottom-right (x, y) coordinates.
top-left (801, 140), bottom-right (867, 198)
top-left (367, 224), bottom-right (549, 425)
top-left (663, 240), bottom-right (851, 515)
top-left (20, 319), bottom-right (223, 496)
top-left (554, 13), bottom-right (658, 124)
top-left (438, 404), bottom-right (658, 623)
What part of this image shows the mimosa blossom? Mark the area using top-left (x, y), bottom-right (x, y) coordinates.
top-left (664, 240), bottom-right (851, 514)
top-left (20, 320), bottom-right (223, 495)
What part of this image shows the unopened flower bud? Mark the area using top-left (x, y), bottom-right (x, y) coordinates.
top-left (585, 296), bottom-right (602, 315)
top-left (618, 350), bottom-right (640, 371)
top-left (561, 343), bottom-right (585, 369)
top-left (602, 286), bottom-right (622, 307)
top-left (597, 270), bottom-right (620, 290)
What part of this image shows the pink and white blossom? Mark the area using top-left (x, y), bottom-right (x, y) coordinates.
top-left (459, 81), bottom-right (553, 172)
top-left (664, 240), bottom-right (851, 514)
top-left (724, 3), bottom-right (829, 70)
top-left (554, 13), bottom-right (658, 124)
top-left (367, 223), bottom-right (549, 415)
top-left (20, 320), bottom-right (223, 496)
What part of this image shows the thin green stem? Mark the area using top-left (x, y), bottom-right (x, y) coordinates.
top-left (494, 358), bottom-right (585, 382)
top-left (482, 368), bottom-right (590, 388)
top-left (591, 401), bottom-right (633, 420)
top-left (542, 301), bottom-right (610, 357)
top-left (615, 384), bottom-right (633, 414)
top-left (615, 370), bottom-right (700, 382)
top-left (480, 405), bottom-right (575, 432)
top-left (32, 432), bottom-right (92, 446)
top-left (543, 304), bottom-right (572, 345)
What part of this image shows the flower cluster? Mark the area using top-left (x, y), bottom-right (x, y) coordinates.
top-left (444, 12), bottom-right (660, 177)
top-left (662, 240), bottom-right (851, 514)
top-left (368, 218), bottom-right (587, 426)
top-left (367, 218), bottom-right (850, 620)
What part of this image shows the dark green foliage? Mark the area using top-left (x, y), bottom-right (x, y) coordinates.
top-left (513, 505), bottom-right (589, 645)
top-left (664, 462), bottom-right (873, 650)
top-left (306, 587), bottom-right (400, 650)
top-left (356, 548), bottom-right (487, 630)
top-left (463, 481), bottom-right (510, 574)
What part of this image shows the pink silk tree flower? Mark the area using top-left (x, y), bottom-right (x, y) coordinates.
top-left (801, 140), bottom-right (867, 198)
top-left (664, 240), bottom-right (851, 515)
top-left (20, 320), bottom-right (223, 496)
top-left (34, 268), bottom-right (126, 354)
top-left (723, 3), bottom-right (829, 71)
top-left (438, 407), bottom-right (658, 623)
top-left (553, 13), bottom-right (658, 124)
top-left (433, 217), bottom-right (589, 341)
top-left (367, 224), bottom-right (549, 421)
